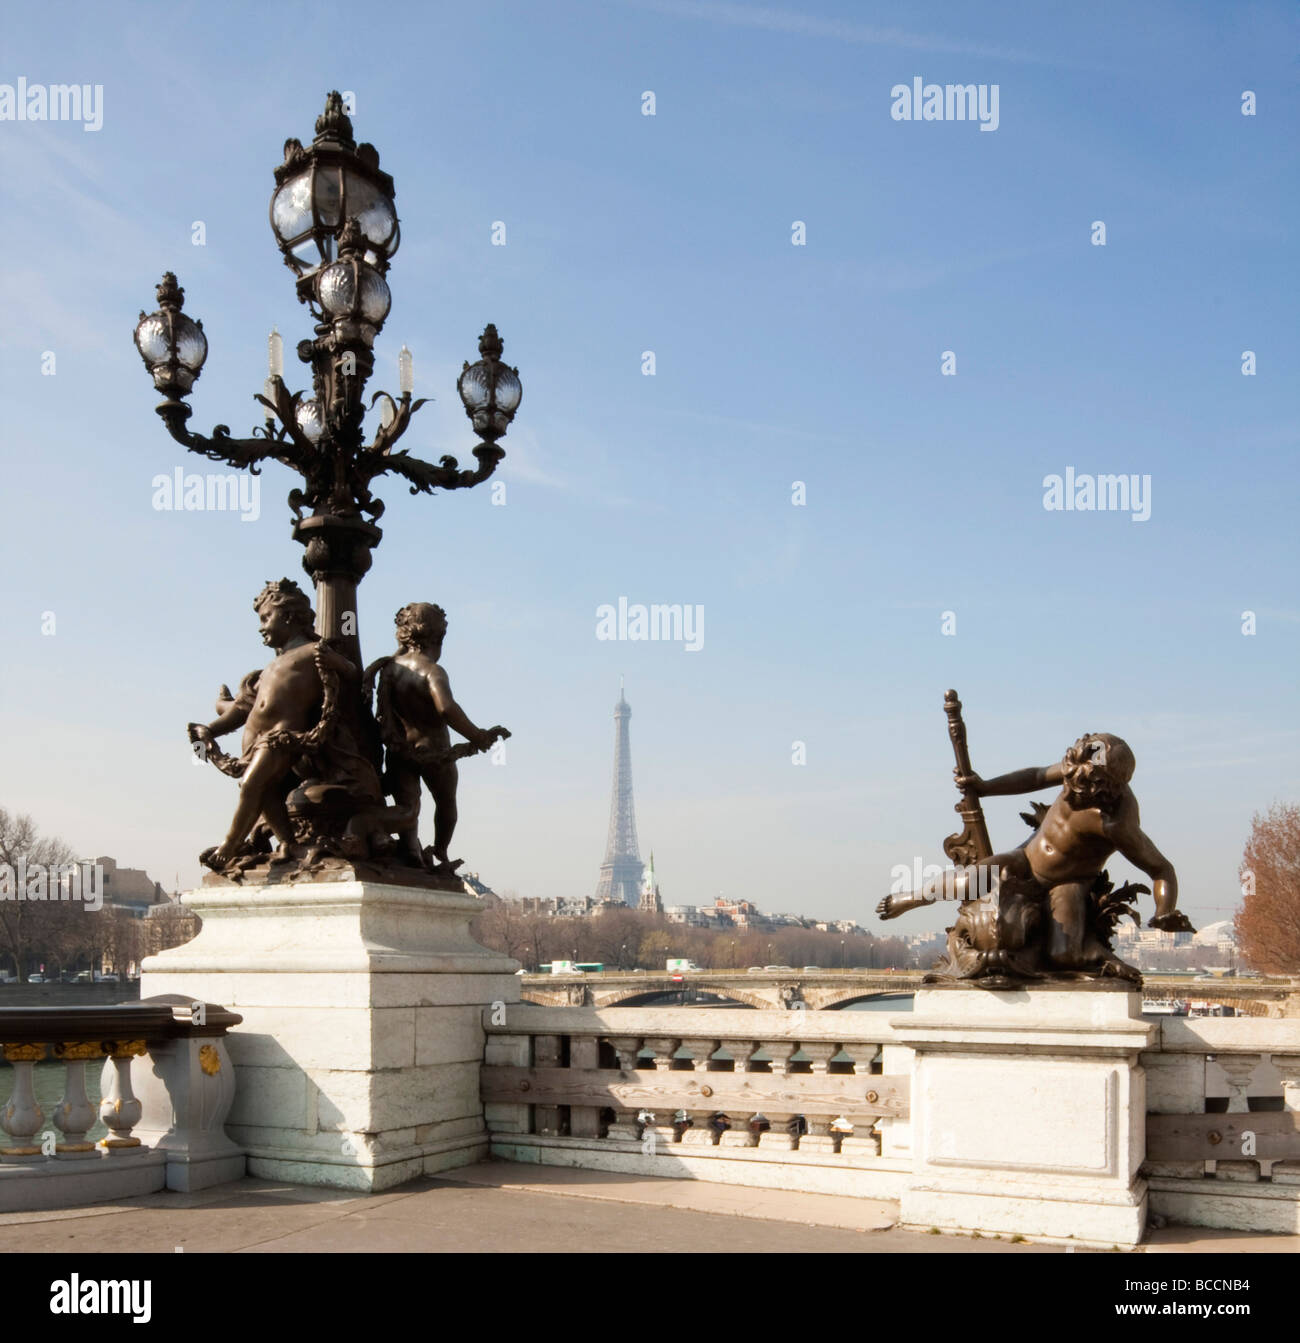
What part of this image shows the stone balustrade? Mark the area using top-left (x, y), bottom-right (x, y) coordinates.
top-left (484, 999), bottom-right (1300, 1238)
top-left (481, 1006), bottom-right (914, 1200)
top-left (1143, 1016), bottom-right (1300, 1233)
top-left (0, 995), bottom-right (245, 1211)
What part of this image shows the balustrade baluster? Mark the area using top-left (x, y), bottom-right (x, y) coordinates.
top-left (1213, 1053), bottom-right (1262, 1182)
top-left (756, 1042), bottom-right (798, 1152)
top-left (532, 1034), bottom-right (563, 1136)
top-left (797, 1043), bottom-right (839, 1153)
top-left (601, 1035), bottom-right (644, 1142)
top-left (720, 1039), bottom-right (757, 1074)
top-left (680, 1110), bottom-right (717, 1145)
top-left (644, 1037), bottom-right (682, 1071)
top-left (640, 1039), bottom-right (684, 1145)
top-left (837, 1113), bottom-right (881, 1156)
top-left (716, 1040), bottom-right (761, 1147)
top-left (1, 1043), bottom-right (47, 1160)
top-left (99, 1040), bottom-right (146, 1151)
top-left (568, 1037), bottom-right (601, 1139)
top-left (688, 1039), bottom-right (717, 1071)
top-left (1270, 1052), bottom-right (1300, 1186)
top-left (52, 1042), bottom-right (103, 1158)
top-left (719, 1113), bottom-right (758, 1147)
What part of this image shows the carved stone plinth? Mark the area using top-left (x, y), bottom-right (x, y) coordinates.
top-left (141, 878), bottom-right (519, 1191)
top-left (896, 985), bottom-right (1155, 1247)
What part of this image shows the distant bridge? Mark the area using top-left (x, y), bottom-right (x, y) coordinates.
top-left (521, 970), bottom-right (923, 1011)
top-left (519, 970), bottom-right (1300, 1015)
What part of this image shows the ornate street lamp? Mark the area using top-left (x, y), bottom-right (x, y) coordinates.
top-left (132, 272), bottom-right (207, 398)
top-left (133, 90), bottom-right (521, 669)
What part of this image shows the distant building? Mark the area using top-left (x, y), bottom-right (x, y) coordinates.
top-left (91, 855), bottom-right (170, 918)
top-left (714, 897), bottom-right (760, 927)
top-left (638, 851), bottom-right (663, 915)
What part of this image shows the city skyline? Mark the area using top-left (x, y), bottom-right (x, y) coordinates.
top-left (1, 1), bottom-right (1296, 936)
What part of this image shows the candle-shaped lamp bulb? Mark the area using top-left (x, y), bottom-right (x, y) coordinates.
top-left (398, 344), bottom-right (414, 397)
top-left (268, 326), bottom-right (284, 379)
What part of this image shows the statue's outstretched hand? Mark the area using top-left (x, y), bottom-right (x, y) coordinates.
top-left (954, 768), bottom-right (985, 796)
top-left (1148, 910), bottom-right (1196, 934)
top-left (187, 722), bottom-right (214, 763)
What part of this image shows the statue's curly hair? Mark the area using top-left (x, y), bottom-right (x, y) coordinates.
top-left (394, 602), bottom-right (447, 652)
top-left (1061, 733), bottom-right (1135, 810)
top-left (253, 578), bottom-right (315, 634)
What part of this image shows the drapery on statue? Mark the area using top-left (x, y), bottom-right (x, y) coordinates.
top-left (876, 690), bottom-right (1195, 987)
top-left (364, 603), bottom-right (509, 875)
top-left (187, 579), bottom-right (404, 881)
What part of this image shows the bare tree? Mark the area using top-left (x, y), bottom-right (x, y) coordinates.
top-left (0, 809), bottom-right (78, 981)
top-left (1236, 803), bottom-right (1300, 975)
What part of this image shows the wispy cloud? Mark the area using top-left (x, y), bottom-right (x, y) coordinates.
top-left (832, 239), bottom-right (1072, 295)
top-left (627, 0), bottom-right (1061, 66)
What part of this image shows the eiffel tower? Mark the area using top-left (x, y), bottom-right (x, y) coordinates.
top-left (594, 681), bottom-right (645, 907)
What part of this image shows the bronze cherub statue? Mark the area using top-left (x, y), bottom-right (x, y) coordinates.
top-left (364, 603), bottom-right (509, 875)
top-left (187, 579), bottom-right (398, 880)
top-left (877, 691), bottom-right (1194, 987)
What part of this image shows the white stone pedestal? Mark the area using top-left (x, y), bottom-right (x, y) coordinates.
top-left (896, 986), bottom-right (1156, 1247)
top-left (140, 880), bottom-right (519, 1192)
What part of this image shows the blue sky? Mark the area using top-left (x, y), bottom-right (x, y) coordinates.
top-left (1, 0), bottom-right (1296, 933)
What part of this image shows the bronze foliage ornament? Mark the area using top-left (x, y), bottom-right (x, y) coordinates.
top-left (877, 691), bottom-right (1195, 988)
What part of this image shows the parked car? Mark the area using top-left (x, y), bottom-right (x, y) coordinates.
top-left (72, 971), bottom-right (93, 984)
top-left (93, 972), bottom-right (120, 983)
top-left (28, 974), bottom-right (44, 984)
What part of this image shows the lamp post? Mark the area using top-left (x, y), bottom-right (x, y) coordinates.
top-left (133, 91), bottom-right (521, 669)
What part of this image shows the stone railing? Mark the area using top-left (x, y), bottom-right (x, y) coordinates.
top-left (481, 1006), bottom-right (913, 1199)
top-left (1144, 1016), bottom-right (1300, 1233)
top-left (483, 999), bottom-right (1300, 1239)
top-left (0, 995), bottom-right (245, 1211)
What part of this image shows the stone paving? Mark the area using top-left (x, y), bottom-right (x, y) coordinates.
top-left (0, 1162), bottom-right (1295, 1254)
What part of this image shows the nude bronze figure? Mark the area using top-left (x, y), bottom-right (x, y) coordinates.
top-left (877, 691), bottom-right (1194, 986)
top-left (187, 579), bottom-right (390, 878)
top-left (365, 603), bottom-right (509, 875)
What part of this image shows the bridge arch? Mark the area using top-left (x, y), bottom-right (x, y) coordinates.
top-left (592, 984), bottom-right (777, 1011)
top-left (820, 990), bottom-right (915, 1011)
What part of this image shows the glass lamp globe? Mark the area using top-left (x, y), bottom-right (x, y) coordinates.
top-left (457, 324), bottom-right (522, 441)
top-left (133, 273), bottom-right (207, 396)
top-left (295, 399), bottom-right (325, 442)
top-left (315, 218), bottom-right (391, 340)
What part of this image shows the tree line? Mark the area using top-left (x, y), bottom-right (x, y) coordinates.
top-left (471, 897), bottom-right (914, 971)
top-left (0, 809), bottom-right (191, 981)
